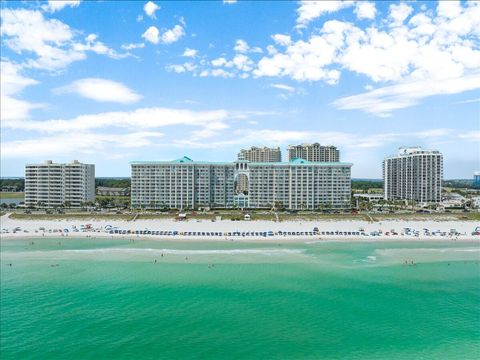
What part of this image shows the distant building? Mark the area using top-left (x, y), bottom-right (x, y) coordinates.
top-left (353, 193), bottom-right (384, 202)
top-left (474, 171), bottom-right (480, 188)
top-left (25, 160), bottom-right (95, 208)
top-left (237, 146), bottom-right (281, 162)
top-left (287, 143), bottom-right (340, 162)
top-left (383, 147), bottom-right (443, 203)
top-left (1, 185), bottom-right (19, 192)
top-left (96, 186), bottom-right (130, 197)
top-left (131, 157), bottom-right (352, 210)
top-left (237, 146), bottom-right (281, 193)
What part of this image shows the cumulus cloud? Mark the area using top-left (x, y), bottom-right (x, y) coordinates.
top-left (354, 2), bottom-right (376, 20)
top-left (143, 24), bottom-right (185, 45)
top-left (182, 48), bottom-right (198, 57)
top-left (42, 0), bottom-right (81, 13)
top-left (143, 1), bottom-right (160, 18)
top-left (252, 1), bottom-right (480, 114)
top-left (296, 1), bottom-right (354, 26)
top-left (53, 78), bottom-right (142, 104)
top-left (161, 24), bottom-right (185, 44)
top-left (142, 26), bottom-right (160, 44)
top-left (1, 8), bottom-right (127, 71)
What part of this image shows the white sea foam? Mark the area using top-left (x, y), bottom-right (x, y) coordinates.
top-left (29, 248), bottom-right (306, 257)
top-left (377, 248), bottom-right (480, 256)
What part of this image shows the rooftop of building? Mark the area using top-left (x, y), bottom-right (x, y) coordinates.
top-left (131, 156), bottom-right (352, 167)
top-left (384, 147), bottom-right (442, 159)
top-left (26, 160), bottom-right (94, 166)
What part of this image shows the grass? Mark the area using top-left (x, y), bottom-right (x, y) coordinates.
top-left (7, 211), bottom-right (479, 222)
top-left (0, 192), bottom-right (24, 199)
top-left (9, 213), bottom-right (135, 221)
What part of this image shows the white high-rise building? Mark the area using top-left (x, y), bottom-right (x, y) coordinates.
top-left (383, 147), bottom-right (443, 203)
top-left (25, 160), bottom-right (95, 208)
top-left (245, 159), bottom-right (352, 209)
top-left (237, 147), bottom-right (282, 162)
top-left (131, 157), bottom-right (352, 210)
top-left (131, 157), bottom-right (235, 209)
top-left (287, 143), bottom-right (340, 162)
top-left (236, 146), bottom-right (281, 193)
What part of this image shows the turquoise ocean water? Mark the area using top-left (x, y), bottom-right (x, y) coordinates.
top-left (1, 237), bottom-right (479, 359)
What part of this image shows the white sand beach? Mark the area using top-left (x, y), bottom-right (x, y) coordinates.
top-left (1, 213), bottom-right (479, 242)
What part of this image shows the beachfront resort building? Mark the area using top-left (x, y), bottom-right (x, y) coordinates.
top-left (131, 157), bottom-right (352, 210)
top-left (25, 160), bottom-right (95, 208)
top-left (236, 146), bottom-right (281, 193)
top-left (131, 157), bottom-right (235, 209)
top-left (287, 143), bottom-right (340, 162)
top-left (383, 147), bottom-right (443, 203)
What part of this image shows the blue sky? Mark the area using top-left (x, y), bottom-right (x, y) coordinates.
top-left (1, 0), bottom-right (479, 178)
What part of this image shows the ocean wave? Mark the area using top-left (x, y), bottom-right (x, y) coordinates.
top-left (377, 248), bottom-right (480, 256)
top-left (30, 248), bottom-right (306, 256)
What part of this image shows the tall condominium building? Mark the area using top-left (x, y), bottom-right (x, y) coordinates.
top-left (237, 146), bottom-right (282, 162)
top-left (244, 159), bottom-right (352, 209)
top-left (131, 157), bottom-right (235, 209)
top-left (25, 160), bottom-right (95, 208)
top-left (287, 143), bottom-right (340, 162)
top-left (236, 147), bottom-right (281, 193)
top-left (131, 156), bottom-right (352, 210)
top-left (383, 147), bottom-right (443, 203)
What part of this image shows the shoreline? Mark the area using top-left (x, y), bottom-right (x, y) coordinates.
top-left (2, 214), bottom-right (479, 243)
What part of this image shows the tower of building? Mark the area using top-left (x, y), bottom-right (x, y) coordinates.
top-left (237, 146), bottom-right (282, 162)
top-left (25, 160), bottom-right (95, 208)
top-left (287, 143), bottom-right (340, 162)
top-left (383, 147), bottom-right (443, 203)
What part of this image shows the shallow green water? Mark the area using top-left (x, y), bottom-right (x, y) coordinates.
top-left (1, 238), bottom-right (479, 359)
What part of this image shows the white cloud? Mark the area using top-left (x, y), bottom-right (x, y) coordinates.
top-left (2, 131), bottom-right (165, 158)
top-left (211, 57), bottom-right (229, 67)
top-left (42, 0), bottom-right (81, 13)
top-left (1, 8), bottom-right (127, 71)
top-left (0, 61), bottom-right (43, 121)
top-left (234, 39), bottom-right (250, 53)
top-left (389, 3), bottom-right (413, 27)
top-left (296, 0), bottom-right (354, 26)
top-left (121, 42), bottom-right (145, 50)
top-left (437, 0), bottom-right (462, 19)
top-left (232, 39), bottom-right (261, 53)
top-left (144, 1), bottom-right (160, 18)
top-left (354, 2), bottom-right (376, 20)
top-left (1, 107), bottom-right (256, 134)
top-left (232, 54), bottom-right (253, 72)
top-left (270, 83), bottom-right (295, 92)
top-left (54, 78), bottom-right (142, 104)
top-left (272, 34), bottom-right (292, 47)
top-left (333, 72), bottom-right (480, 117)
top-left (161, 24), bottom-right (185, 44)
top-left (182, 48), bottom-right (198, 57)
top-left (142, 26), bottom-right (160, 44)
top-left (223, 0), bottom-right (237, 4)
top-left (252, 1), bottom-right (480, 114)
top-left (166, 64), bottom-right (186, 73)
